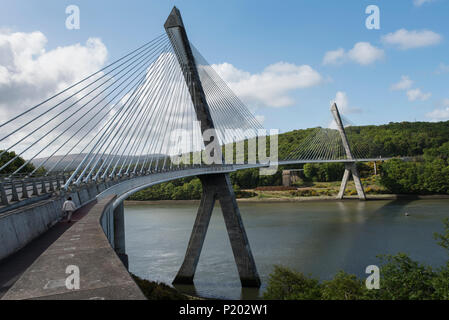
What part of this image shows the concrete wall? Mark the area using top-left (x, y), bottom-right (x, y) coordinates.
top-left (0, 184), bottom-right (102, 262)
top-left (99, 198), bottom-right (115, 248)
top-left (282, 170), bottom-right (303, 187)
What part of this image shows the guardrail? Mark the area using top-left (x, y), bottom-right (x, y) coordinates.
top-left (0, 164), bottom-right (236, 212)
top-left (0, 158), bottom-right (402, 212)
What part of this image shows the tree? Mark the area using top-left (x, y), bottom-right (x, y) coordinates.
top-left (0, 150), bottom-right (36, 174)
top-left (321, 271), bottom-right (366, 300)
top-left (263, 265), bottom-right (321, 300)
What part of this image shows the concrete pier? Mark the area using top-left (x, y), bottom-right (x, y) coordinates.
top-left (331, 103), bottom-right (366, 200)
top-left (165, 7), bottom-right (260, 287)
top-left (173, 173), bottom-right (261, 287)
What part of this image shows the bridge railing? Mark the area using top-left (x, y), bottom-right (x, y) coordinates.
top-left (0, 163), bottom-right (238, 211)
top-left (0, 157), bottom-right (403, 212)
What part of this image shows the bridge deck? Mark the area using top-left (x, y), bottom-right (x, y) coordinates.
top-left (1, 196), bottom-right (145, 300)
top-left (0, 201), bottom-right (96, 298)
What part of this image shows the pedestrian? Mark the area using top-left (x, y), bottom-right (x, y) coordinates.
top-left (62, 197), bottom-right (77, 223)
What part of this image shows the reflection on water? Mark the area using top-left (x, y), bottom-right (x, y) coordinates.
top-left (125, 199), bottom-right (449, 300)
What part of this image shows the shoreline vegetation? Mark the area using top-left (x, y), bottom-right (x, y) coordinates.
top-left (124, 193), bottom-right (449, 205)
top-left (122, 120), bottom-right (449, 203)
top-left (124, 177), bottom-right (449, 205)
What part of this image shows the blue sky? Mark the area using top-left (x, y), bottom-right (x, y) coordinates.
top-left (0, 0), bottom-right (448, 133)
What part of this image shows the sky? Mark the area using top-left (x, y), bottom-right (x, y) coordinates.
top-left (0, 0), bottom-right (448, 134)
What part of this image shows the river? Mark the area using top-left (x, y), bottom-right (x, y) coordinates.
top-left (124, 199), bottom-right (449, 300)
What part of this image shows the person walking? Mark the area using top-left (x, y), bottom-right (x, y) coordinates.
top-left (62, 197), bottom-right (77, 223)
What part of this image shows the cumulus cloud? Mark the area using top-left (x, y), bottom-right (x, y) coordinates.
top-left (322, 48), bottom-right (345, 66)
top-left (413, 0), bottom-right (434, 7)
top-left (426, 108), bottom-right (449, 120)
top-left (391, 76), bottom-right (413, 91)
top-left (331, 91), bottom-right (362, 114)
top-left (382, 29), bottom-right (442, 50)
top-left (390, 76), bottom-right (431, 102)
top-left (211, 61), bottom-right (322, 108)
top-left (323, 42), bottom-right (384, 66)
top-left (348, 42), bottom-right (385, 65)
top-left (0, 30), bottom-right (108, 159)
top-left (426, 97), bottom-right (449, 121)
top-left (406, 88), bottom-right (432, 101)
top-left (0, 30), bottom-right (107, 119)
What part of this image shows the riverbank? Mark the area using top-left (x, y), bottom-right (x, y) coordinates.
top-left (125, 178), bottom-right (449, 204)
top-left (124, 194), bottom-right (449, 205)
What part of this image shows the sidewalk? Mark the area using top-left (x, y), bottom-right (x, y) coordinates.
top-left (0, 201), bottom-right (96, 298)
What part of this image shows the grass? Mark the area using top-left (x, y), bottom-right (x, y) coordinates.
top-left (244, 175), bottom-right (389, 200)
top-left (131, 274), bottom-right (190, 300)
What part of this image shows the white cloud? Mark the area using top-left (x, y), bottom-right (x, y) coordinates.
top-left (390, 76), bottom-right (432, 103)
top-left (322, 48), bottom-right (345, 65)
top-left (255, 115), bottom-right (265, 124)
top-left (426, 99), bottom-right (449, 120)
top-left (323, 42), bottom-right (384, 66)
top-left (426, 108), bottom-right (449, 120)
top-left (391, 76), bottom-right (414, 91)
top-left (382, 29), bottom-right (442, 50)
top-left (0, 30), bottom-right (109, 158)
top-left (414, 0), bottom-right (434, 7)
top-left (211, 61), bottom-right (322, 108)
top-left (347, 42), bottom-right (385, 65)
top-left (406, 88), bottom-right (432, 101)
top-left (331, 91), bottom-right (362, 114)
top-left (435, 63), bottom-right (449, 74)
top-left (0, 30), bottom-right (107, 119)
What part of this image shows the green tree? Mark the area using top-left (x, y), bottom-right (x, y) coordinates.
top-left (434, 218), bottom-right (449, 252)
top-left (364, 254), bottom-right (436, 300)
top-left (321, 271), bottom-right (366, 300)
top-left (0, 150), bottom-right (36, 174)
top-left (263, 265), bottom-right (321, 300)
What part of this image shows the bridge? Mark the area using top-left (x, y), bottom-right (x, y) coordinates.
top-left (0, 7), bottom-right (404, 299)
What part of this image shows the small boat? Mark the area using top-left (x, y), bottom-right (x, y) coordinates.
top-left (405, 212), bottom-right (410, 216)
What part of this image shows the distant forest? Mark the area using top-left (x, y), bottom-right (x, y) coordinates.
top-left (129, 120), bottom-right (449, 200)
top-left (278, 120), bottom-right (449, 159)
top-left (3, 120), bottom-right (449, 198)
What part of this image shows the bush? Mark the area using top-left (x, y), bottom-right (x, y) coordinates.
top-left (255, 186), bottom-right (297, 191)
top-left (380, 158), bottom-right (449, 195)
top-left (131, 274), bottom-right (187, 300)
top-left (263, 266), bottom-right (321, 300)
top-left (303, 163), bottom-right (345, 182)
top-left (321, 271), bottom-right (366, 300)
top-left (364, 253), bottom-right (436, 300)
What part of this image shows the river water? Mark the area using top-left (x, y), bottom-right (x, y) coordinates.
top-left (125, 199), bottom-right (449, 300)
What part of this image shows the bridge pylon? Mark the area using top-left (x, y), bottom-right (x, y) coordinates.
top-left (164, 7), bottom-right (260, 287)
top-left (330, 103), bottom-right (366, 201)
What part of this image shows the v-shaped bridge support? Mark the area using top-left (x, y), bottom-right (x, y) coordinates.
top-left (165, 7), bottom-right (260, 287)
top-left (173, 174), bottom-right (260, 287)
top-left (331, 103), bottom-right (366, 201)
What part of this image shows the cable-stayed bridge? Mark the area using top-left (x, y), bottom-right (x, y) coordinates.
top-left (0, 8), bottom-right (406, 299)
